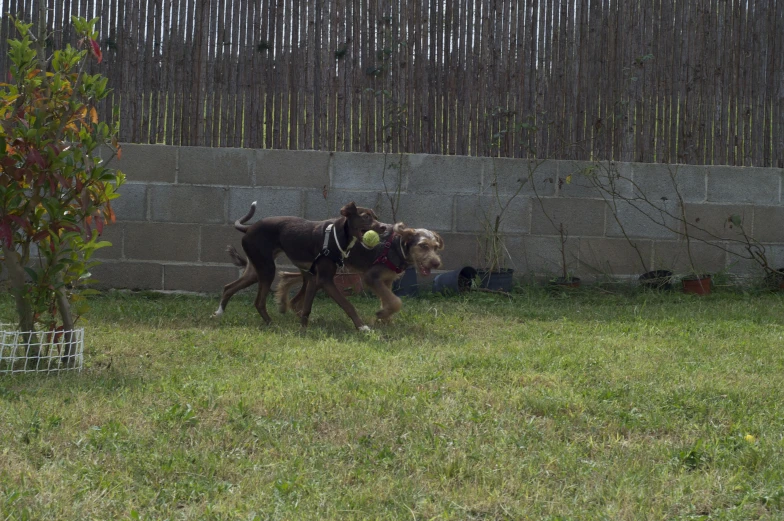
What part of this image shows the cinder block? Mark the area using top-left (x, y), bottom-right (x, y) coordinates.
top-left (112, 183), bottom-right (147, 222)
top-left (505, 235), bottom-right (580, 277)
top-left (332, 152), bottom-right (404, 191)
top-left (530, 198), bottom-right (606, 237)
top-left (115, 143), bottom-right (177, 183)
top-left (490, 158), bottom-right (557, 197)
top-left (651, 240), bottom-right (727, 274)
top-left (395, 193), bottom-right (454, 232)
top-left (228, 187), bottom-right (302, 222)
top-left (200, 224), bottom-right (245, 264)
top-left (605, 199), bottom-right (680, 239)
top-left (558, 160), bottom-right (633, 199)
top-left (707, 166), bottom-right (781, 204)
top-left (163, 264), bottom-right (242, 293)
top-left (578, 238), bottom-right (653, 277)
top-left (436, 232), bottom-right (481, 271)
top-left (93, 224), bottom-right (123, 260)
top-left (149, 185), bottom-right (226, 223)
top-left (91, 261), bottom-right (163, 290)
top-left (454, 195), bottom-right (530, 234)
top-left (405, 153), bottom-right (485, 194)
top-left (753, 206), bottom-right (784, 243)
top-left (178, 146), bottom-right (254, 186)
top-left (303, 190), bottom-right (383, 222)
top-left (124, 223), bottom-right (200, 262)
top-left (682, 203), bottom-right (749, 242)
top-left (256, 149), bottom-right (330, 188)
top-left (632, 163), bottom-right (706, 203)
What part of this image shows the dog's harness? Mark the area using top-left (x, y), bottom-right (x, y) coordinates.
top-left (372, 232), bottom-right (407, 274)
top-left (308, 223), bottom-right (356, 275)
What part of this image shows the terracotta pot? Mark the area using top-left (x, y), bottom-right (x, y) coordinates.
top-left (682, 274), bottom-right (712, 296)
top-left (334, 273), bottom-right (364, 296)
top-left (549, 276), bottom-right (581, 289)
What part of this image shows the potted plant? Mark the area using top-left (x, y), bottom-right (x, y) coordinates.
top-left (475, 159), bottom-right (536, 293)
top-left (580, 161), bottom-right (673, 290)
top-left (548, 223), bottom-right (581, 289)
top-left (0, 16), bottom-right (123, 372)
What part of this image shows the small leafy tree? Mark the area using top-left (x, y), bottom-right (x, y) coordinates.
top-left (0, 16), bottom-right (123, 356)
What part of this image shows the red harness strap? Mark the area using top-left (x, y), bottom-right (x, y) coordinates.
top-left (372, 233), bottom-right (404, 274)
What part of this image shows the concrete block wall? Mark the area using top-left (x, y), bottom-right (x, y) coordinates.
top-left (91, 144), bottom-right (784, 292)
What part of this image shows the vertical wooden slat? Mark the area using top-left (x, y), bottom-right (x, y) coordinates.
top-left (335, 0), bottom-right (347, 151)
top-left (319, 0), bottom-right (330, 151)
top-left (229, 0), bottom-right (238, 147)
top-left (262, 0), bottom-right (273, 149)
top-left (456, 0), bottom-right (469, 155)
top-left (775, 0), bottom-right (784, 167)
top-left (205, 0), bottom-right (218, 146)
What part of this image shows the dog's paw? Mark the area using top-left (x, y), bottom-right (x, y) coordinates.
top-left (211, 307), bottom-right (224, 318)
top-left (358, 325), bottom-right (372, 333)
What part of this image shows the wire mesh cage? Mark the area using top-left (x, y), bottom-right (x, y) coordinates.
top-left (0, 325), bottom-right (84, 375)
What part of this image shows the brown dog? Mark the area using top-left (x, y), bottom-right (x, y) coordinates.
top-left (214, 201), bottom-right (385, 330)
top-left (276, 223), bottom-right (444, 322)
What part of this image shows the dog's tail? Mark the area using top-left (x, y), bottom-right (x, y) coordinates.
top-left (275, 271), bottom-right (302, 314)
top-left (234, 201), bottom-right (257, 233)
top-left (226, 245), bottom-right (247, 268)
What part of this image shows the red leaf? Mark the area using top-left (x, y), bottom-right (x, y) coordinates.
top-left (0, 222), bottom-right (12, 247)
top-left (32, 230), bottom-right (50, 242)
top-left (6, 215), bottom-right (27, 228)
top-left (54, 172), bottom-right (71, 189)
top-left (90, 39), bottom-right (103, 64)
top-left (26, 148), bottom-right (46, 168)
top-left (95, 214), bottom-right (104, 235)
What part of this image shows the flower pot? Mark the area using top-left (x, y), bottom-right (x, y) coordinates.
top-left (476, 269), bottom-right (515, 292)
top-left (1, 325), bottom-right (84, 374)
top-left (432, 266), bottom-right (477, 295)
top-left (393, 267), bottom-right (419, 297)
top-left (549, 276), bottom-right (581, 289)
top-left (682, 274), bottom-right (712, 296)
top-left (334, 273), bottom-right (364, 296)
top-left (763, 268), bottom-right (784, 290)
top-left (639, 270), bottom-right (674, 290)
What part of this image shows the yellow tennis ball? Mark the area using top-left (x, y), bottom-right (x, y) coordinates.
top-left (744, 434), bottom-right (757, 443)
top-left (363, 230), bottom-right (380, 247)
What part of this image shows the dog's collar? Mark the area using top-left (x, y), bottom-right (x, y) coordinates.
top-left (372, 232), bottom-right (406, 274)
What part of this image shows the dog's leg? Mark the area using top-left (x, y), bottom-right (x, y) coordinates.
top-left (213, 265), bottom-right (258, 317)
top-left (366, 277), bottom-right (403, 321)
top-left (298, 274), bottom-right (321, 330)
top-left (320, 280), bottom-right (370, 331)
top-left (275, 272), bottom-right (303, 314)
top-left (288, 274), bottom-right (310, 316)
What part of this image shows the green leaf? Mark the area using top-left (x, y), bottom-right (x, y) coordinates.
top-left (23, 267), bottom-right (39, 283)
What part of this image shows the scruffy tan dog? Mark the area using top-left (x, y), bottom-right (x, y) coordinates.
top-left (275, 223), bottom-right (444, 322)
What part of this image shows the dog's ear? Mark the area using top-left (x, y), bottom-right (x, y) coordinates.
top-left (340, 201), bottom-right (358, 217)
top-left (433, 232), bottom-right (444, 250)
top-left (396, 226), bottom-right (419, 250)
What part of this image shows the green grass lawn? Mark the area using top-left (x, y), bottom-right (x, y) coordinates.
top-left (2, 287), bottom-right (784, 520)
